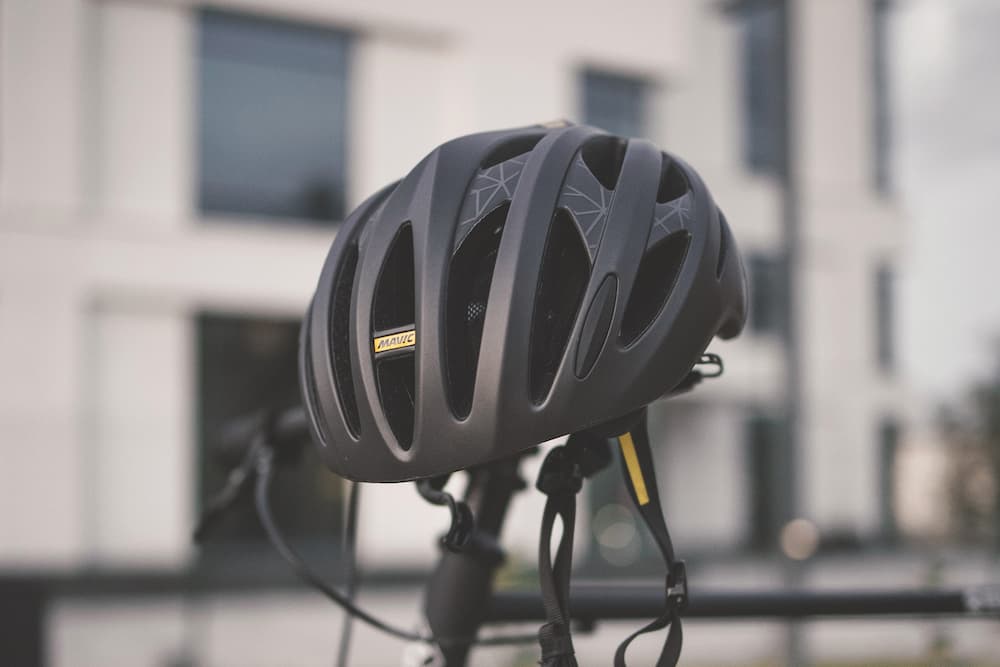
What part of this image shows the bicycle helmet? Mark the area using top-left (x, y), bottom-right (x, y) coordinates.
top-left (300, 121), bottom-right (747, 483)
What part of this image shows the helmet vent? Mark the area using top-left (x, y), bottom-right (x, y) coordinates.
top-left (656, 154), bottom-right (689, 203)
top-left (581, 135), bottom-right (627, 191)
top-left (529, 209), bottom-right (591, 403)
top-left (480, 134), bottom-right (544, 169)
top-left (620, 230), bottom-right (691, 345)
top-left (372, 224), bottom-right (416, 331)
top-left (372, 224), bottom-right (416, 450)
top-left (715, 208), bottom-right (729, 279)
top-left (376, 355), bottom-right (415, 450)
top-left (446, 202), bottom-right (508, 418)
top-left (330, 242), bottom-right (361, 436)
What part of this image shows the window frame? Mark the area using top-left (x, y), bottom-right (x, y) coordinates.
top-left (194, 311), bottom-right (346, 572)
top-left (579, 67), bottom-right (652, 139)
top-left (195, 8), bottom-right (352, 226)
top-left (872, 0), bottom-right (893, 196)
top-left (874, 261), bottom-right (895, 374)
top-left (736, 0), bottom-right (787, 176)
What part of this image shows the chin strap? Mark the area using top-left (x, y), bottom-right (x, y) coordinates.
top-left (535, 413), bottom-right (687, 667)
top-left (535, 433), bottom-right (611, 667)
top-left (612, 412), bottom-right (686, 667)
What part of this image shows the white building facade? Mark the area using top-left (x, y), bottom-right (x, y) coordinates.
top-left (0, 0), bottom-right (930, 665)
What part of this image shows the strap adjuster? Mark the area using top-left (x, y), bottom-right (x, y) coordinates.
top-left (536, 448), bottom-right (583, 497)
top-left (666, 561), bottom-right (688, 612)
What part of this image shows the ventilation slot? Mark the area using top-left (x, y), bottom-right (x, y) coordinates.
top-left (656, 154), bottom-right (689, 203)
top-left (716, 208), bottom-right (729, 279)
top-left (372, 225), bottom-right (415, 331)
top-left (480, 134), bottom-right (544, 169)
top-left (330, 242), bottom-right (361, 436)
top-left (581, 135), bottom-right (627, 190)
top-left (372, 224), bottom-right (416, 450)
top-left (445, 203), bottom-right (508, 418)
top-left (620, 231), bottom-right (691, 345)
top-left (376, 355), bottom-right (415, 450)
top-left (529, 209), bottom-right (591, 403)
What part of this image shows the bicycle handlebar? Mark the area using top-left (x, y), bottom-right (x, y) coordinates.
top-left (486, 583), bottom-right (1000, 622)
top-left (216, 407), bottom-right (310, 465)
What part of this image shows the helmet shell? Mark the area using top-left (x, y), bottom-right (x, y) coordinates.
top-left (300, 123), bottom-right (747, 482)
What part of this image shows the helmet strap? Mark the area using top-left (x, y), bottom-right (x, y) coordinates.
top-left (534, 410), bottom-right (687, 667)
top-left (609, 409), bottom-right (686, 667)
top-left (534, 431), bottom-right (611, 666)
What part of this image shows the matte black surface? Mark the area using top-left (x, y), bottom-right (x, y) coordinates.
top-left (0, 579), bottom-right (45, 667)
top-left (423, 455), bottom-right (525, 666)
top-left (300, 123), bottom-right (748, 482)
top-left (575, 274), bottom-right (618, 377)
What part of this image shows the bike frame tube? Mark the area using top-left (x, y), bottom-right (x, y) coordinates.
top-left (422, 453), bottom-right (527, 667)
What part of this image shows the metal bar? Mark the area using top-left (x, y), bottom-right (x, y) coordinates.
top-left (423, 455), bottom-right (527, 667)
top-left (485, 584), bottom-right (1000, 622)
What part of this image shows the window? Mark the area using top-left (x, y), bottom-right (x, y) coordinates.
top-left (878, 418), bottom-right (900, 542)
top-left (581, 69), bottom-right (649, 139)
top-left (749, 253), bottom-right (786, 336)
top-left (198, 10), bottom-right (350, 223)
top-left (197, 313), bottom-right (343, 558)
top-left (875, 262), bottom-right (895, 372)
top-left (738, 0), bottom-right (785, 174)
top-left (585, 429), bottom-right (670, 575)
top-left (872, 0), bottom-right (892, 194)
top-left (746, 412), bottom-right (789, 550)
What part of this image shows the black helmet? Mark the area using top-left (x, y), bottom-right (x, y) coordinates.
top-left (300, 122), bottom-right (747, 482)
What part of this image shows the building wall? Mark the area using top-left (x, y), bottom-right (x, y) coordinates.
top-left (0, 0), bottom-right (915, 663)
top-left (793, 0), bottom-right (905, 534)
top-left (0, 0), bottom-right (707, 572)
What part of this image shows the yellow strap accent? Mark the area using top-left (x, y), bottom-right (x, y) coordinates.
top-left (617, 433), bottom-right (650, 506)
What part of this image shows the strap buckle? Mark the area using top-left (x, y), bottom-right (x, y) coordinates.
top-left (666, 561), bottom-right (688, 612)
top-left (416, 476), bottom-right (476, 552)
top-left (536, 447), bottom-right (584, 497)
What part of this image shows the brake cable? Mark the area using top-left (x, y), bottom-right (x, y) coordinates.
top-left (197, 432), bottom-right (538, 649)
top-left (336, 480), bottom-right (360, 667)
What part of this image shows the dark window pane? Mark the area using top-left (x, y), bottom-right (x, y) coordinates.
top-left (198, 10), bottom-right (350, 223)
top-left (585, 448), bottom-right (664, 573)
top-left (581, 69), bottom-right (649, 139)
top-left (875, 262), bottom-right (895, 372)
top-left (197, 313), bottom-right (343, 552)
top-left (872, 0), bottom-right (893, 194)
top-left (878, 418), bottom-right (900, 542)
top-left (739, 1), bottom-right (785, 174)
top-left (749, 253), bottom-right (785, 336)
top-left (746, 412), bottom-right (788, 550)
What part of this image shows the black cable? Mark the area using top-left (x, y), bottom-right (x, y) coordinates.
top-left (193, 438), bottom-right (260, 543)
top-left (252, 447), bottom-right (537, 649)
top-left (335, 480), bottom-right (360, 667)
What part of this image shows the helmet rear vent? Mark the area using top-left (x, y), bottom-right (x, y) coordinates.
top-left (480, 134), bottom-right (544, 169)
top-left (581, 135), bottom-right (627, 191)
top-left (620, 230), bottom-right (691, 345)
top-left (330, 242), bottom-right (361, 436)
top-left (372, 224), bottom-right (416, 450)
top-left (529, 209), bottom-right (591, 403)
top-left (656, 154), bottom-right (689, 203)
top-left (446, 202), bottom-right (508, 418)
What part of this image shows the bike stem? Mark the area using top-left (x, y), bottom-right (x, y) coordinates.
top-left (422, 452), bottom-right (528, 667)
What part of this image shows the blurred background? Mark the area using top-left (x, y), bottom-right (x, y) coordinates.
top-left (2, 0), bottom-right (1000, 664)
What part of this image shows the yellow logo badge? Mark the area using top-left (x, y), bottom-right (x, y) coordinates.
top-left (373, 329), bottom-right (416, 354)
